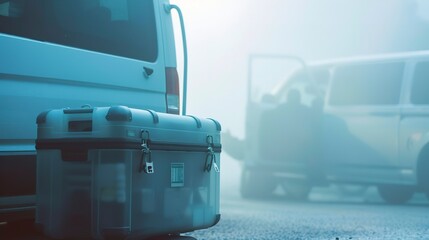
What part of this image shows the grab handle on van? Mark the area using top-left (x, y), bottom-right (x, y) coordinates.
top-left (143, 67), bottom-right (154, 78)
top-left (164, 4), bottom-right (188, 116)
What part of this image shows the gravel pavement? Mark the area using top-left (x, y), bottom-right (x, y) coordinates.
top-left (185, 191), bottom-right (429, 240)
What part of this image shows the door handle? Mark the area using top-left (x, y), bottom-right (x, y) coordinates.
top-left (143, 67), bottom-right (154, 78)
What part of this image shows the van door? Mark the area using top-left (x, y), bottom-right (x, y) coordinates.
top-left (399, 60), bottom-right (429, 184)
top-left (0, 0), bottom-right (169, 153)
top-left (245, 56), bottom-right (309, 167)
top-left (324, 61), bottom-right (405, 183)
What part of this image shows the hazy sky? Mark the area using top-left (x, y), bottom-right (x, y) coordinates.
top-left (170, 0), bottom-right (429, 137)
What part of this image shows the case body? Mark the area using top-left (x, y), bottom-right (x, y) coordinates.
top-left (35, 106), bottom-right (221, 239)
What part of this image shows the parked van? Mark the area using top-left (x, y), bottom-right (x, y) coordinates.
top-left (324, 51), bottom-right (429, 204)
top-left (0, 0), bottom-right (186, 221)
top-left (235, 52), bottom-right (429, 204)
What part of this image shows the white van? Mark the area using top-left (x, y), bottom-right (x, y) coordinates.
top-left (324, 51), bottom-right (429, 204)
top-left (236, 52), bottom-right (429, 204)
top-left (0, 0), bottom-right (186, 221)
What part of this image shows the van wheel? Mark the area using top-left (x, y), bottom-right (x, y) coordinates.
top-left (424, 170), bottom-right (429, 201)
top-left (423, 169), bottom-right (429, 201)
top-left (240, 169), bottom-right (277, 199)
top-left (281, 180), bottom-right (311, 200)
top-left (418, 154), bottom-right (429, 201)
top-left (377, 184), bottom-right (414, 204)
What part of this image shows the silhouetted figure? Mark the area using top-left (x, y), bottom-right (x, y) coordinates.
top-left (259, 89), bottom-right (313, 164)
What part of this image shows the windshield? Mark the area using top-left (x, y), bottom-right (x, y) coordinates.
top-left (248, 56), bottom-right (329, 107)
top-left (0, 0), bottom-right (157, 62)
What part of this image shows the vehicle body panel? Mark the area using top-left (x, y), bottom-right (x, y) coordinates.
top-left (0, 0), bottom-right (180, 221)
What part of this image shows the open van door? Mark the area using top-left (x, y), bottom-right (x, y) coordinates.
top-left (241, 55), bottom-right (331, 199)
top-left (241, 55), bottom-right (319, 199)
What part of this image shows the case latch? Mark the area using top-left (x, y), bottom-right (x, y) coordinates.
top-left (205, 135), bottom-right (219, 173)
top-left (140, 130), bottom-right (154, 174)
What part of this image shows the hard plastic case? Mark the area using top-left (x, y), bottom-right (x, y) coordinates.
top-left (35, 106), bottom-right (221, 239)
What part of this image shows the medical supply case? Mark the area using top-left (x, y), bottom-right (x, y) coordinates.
top-left (35, 106), bottom-right (221, 239)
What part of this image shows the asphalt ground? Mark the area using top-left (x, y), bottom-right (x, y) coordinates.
top-left (185, 187), bottom-right (429, 240)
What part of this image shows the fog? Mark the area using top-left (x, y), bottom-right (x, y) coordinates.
top-left (170, 0), bottom-right (429, 200)
top-left (173, 0), bottom-right (429, 133)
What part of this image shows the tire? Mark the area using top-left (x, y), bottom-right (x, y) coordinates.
top-left (377, 184), bottom-right (414, 204)
top-left (424, 173), bottom-right (429, 202)
top-left (423, 169), bottom-right (429, 202)
top-left (240, 168), bottom-right (277, 199)
top-left (418, 156), bottom-right (429, 202)
top-left (281, 179), bottom-right (311, 200)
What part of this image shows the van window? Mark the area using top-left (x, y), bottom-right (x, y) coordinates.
top-left (329, 62), bottom-right (404, 106)
top-left (410, 61), bottom-right (429, 105)
top-left (0, 0), bottom-right (157, 62)
top-left (276, 67), bottom-right (329, 107)
top-left (276, 69), bottom-right (309, 103)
